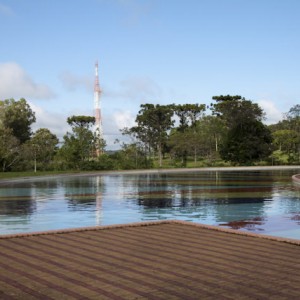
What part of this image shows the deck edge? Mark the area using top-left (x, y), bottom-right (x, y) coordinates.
top-left (1, 219), bottom-right (300, 246)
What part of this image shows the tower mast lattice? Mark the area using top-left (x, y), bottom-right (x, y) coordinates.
top-left (94, 61), bottom-right (103, 155)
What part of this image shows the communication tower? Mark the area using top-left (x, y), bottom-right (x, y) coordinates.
top-left (94, 61), bottom-right (102, 155)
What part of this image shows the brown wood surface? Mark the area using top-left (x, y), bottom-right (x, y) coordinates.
top-left (0, 220), bottom-right (299, 299)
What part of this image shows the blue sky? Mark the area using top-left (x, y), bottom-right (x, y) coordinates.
top-left (1, 0), bottom-right (300, 149)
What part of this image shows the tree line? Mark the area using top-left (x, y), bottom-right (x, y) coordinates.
top-left (0, 96), bottom-right (299, 172)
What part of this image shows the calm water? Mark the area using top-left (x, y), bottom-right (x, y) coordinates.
top-left (1, 169), bottom-right (300, 239)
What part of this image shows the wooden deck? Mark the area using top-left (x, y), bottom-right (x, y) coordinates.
top-left (0, 220), bottom-right (300, 299)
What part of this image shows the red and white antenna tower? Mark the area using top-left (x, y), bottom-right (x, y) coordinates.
top-left (94, 61), bottom-right (103, 155)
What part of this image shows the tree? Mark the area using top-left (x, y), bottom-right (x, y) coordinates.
top-left (0, 98), bottom-right (36, 143)
top-left (211, 95), bottom-right (264, 128)
top-left (58, 115), bottom-right (97, 170)
top-left (211, 95), bottom-right (271, 164)
top-left (168, 104), bottom-right (206, 165)
top-left (168, 129), bottom-right (190, 165)
top-left (67, 115), bottom-right (95, 128)
top-left (113, 143), bottom-right (153, 170)
top-left (27, 128), bottom-right (59, 171)
top-left (286, 104), bottom-right (300, 121)
top-left (130, 104), bottom-right (174, 167)
top-left (220, 120), bottom-right (272, 164)
top-left (270, 104), bottom-right (300, 163)
top-left (0, 127), bottom-right (20, 171)
top-left (120, 127), bottom-right (149, 163)
top-left (173, 103), bottom-right (206, 131)
top-left (285, 105), bottom-right (300, 162)
top-left (272, 129), bottom-right (298, 153)
top-left (198, 115), bottom-right (225, 155)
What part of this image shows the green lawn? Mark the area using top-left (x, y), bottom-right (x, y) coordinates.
top-left (0, 171), bottom-right (79, 180)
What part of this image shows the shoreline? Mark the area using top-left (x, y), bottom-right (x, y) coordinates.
top-left (1, 165), bottom-right (300, 184)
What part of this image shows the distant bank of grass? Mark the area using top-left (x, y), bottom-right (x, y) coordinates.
top-left (0, 159), bottom-right (278, 180)
top-left (153, 158), bottom-right (233, 169)
top-left (0, 171), bottom-right (81, 180)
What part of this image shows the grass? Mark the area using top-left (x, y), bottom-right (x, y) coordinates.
top-left (153, 157), bottom-right (233, 169)
top-left (0, 170), bottom-right (80, 180)
top-left (0, 158), bottom-right (273, 180)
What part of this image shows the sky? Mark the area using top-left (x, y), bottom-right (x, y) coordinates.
top-left (1, 0), bottom-right (300, 150)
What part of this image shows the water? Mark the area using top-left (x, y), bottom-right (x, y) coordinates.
top-left (1, 169), bottom-right (300, 239)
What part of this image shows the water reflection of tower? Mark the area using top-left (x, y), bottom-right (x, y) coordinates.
top-left (95, 176), bottom-right (103, 226)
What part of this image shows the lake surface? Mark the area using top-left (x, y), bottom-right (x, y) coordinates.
top-left (1, 169), bottom-right (300, 239)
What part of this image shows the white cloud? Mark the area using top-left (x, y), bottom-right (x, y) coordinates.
top-left (59, 71), bottom-right (93, 92)
top-left (106, 76), bottom-right (162, 103)
top-left (258, 100), bottom-right (283, 125)
top-left (0, 62), bottom-right (55, 100)
top-left (98, 110), bottom-right (136, 150)
top-left (113, 110), bottom-right (136, 129)
top-left (0, 4), bottom-right (14, 16)
top-left (30, 102), bottom-right (69, 142)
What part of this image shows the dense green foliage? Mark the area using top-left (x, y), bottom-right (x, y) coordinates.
top-left (269, 104), bottom-right (300, 164)
top-left (219, 120), bottom-right (273, 164)
top-left (0, 96), bottom-right (299, 172)
top-left (131, 104), bottom-right (174, 167)
top-left (0, 98), bottom-right (36, 171)
top-left (0, 98), bottom-right (36, 143)
top-left (25, 128), bottom-right (59, 171)
top-left (56, 115), bottom-right (97, 170)
top-left (211, 95), bottom-right (272, 164)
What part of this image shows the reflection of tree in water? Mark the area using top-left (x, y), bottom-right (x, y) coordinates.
top-left (138, 197), bottom-right (173, 208)
top-left (135, 173), bottom-right (223, 208)
top-left (291, 214), bottom-right (300, 225)
top-left (219, 217), bottom-right (265, 231)
top-left (0, 180), bottom-right (56, 216)
top-left (63, 176), bottom-right (105, 211)
top-left (0, 199), bottom-right (36, 216)
top-left (202, 195), bottom-right (271, 226)
top-left (213, 170), bottom-right (299, 225)
top-left (136, 173), bottom-right (173, 208)
top-left (134, 171), bottom-right (276, 226)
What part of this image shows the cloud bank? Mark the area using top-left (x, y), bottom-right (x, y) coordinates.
top-left (29, 103), bottom-right (136, 150)
top-left (106, 76), bottom-right (162, 103)
top-left (0, 62), bottom-right (55, 100)
top-left (258, 99), bottom-right (283, 125)
top-left (59, 71), bottom-right (93, 92)
top-left (29, 102), bottom-right (69, 141)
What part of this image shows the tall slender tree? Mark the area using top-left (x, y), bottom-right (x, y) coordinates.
top-left (27, 128), bottom-right (59, 171)
top-left (58, 116), bottom-right (97, 170)
top-left (170, 104), bottom-right (206, 164)
top-left (130, 104), bottom-right (174, 167)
